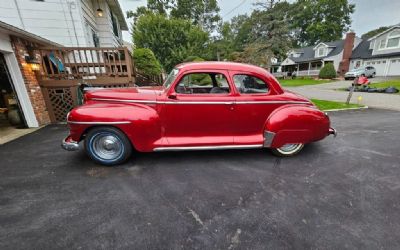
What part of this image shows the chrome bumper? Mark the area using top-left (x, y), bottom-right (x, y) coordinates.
top-left (61, 137), bottom-right (80, 151)
top-left (329, 127), bottom-right (337, 137)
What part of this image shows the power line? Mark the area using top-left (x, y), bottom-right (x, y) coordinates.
top-left (222, 0), bottom-right (247, 19)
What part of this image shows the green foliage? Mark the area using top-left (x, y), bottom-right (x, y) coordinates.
top-left (128, 0), bottom-right (220, 32)
top-left (319, 63), bottom-right (337, 79)
top-left (361, 26), bottom-right (390, 39)
top-left (184, 56), bottom-right (205, 62)
top-left (237, 1), bottom-right (293, 66)
top-left (170, 0), bottom-right (221, 32)
top-left (133, 13), bottom-right (208, 71)
top-left (133, 48), bottom-right (162, 77)
top-left (292, 0), bottom-right (355, 46)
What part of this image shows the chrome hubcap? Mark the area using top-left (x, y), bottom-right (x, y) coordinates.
top-left (92, 134), bottom-right (123, 160)
top-left (276, 143), bottom-right (303, 155)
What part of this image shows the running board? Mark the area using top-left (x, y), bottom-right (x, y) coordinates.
top-left (153, 144), bottom-right (264, 152)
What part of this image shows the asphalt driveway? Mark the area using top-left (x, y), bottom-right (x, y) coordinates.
top-left (1, 109), bottom-right (400, 249)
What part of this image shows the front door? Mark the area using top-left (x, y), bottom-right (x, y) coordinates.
top-left (162, 70), bottom-right (235, 146)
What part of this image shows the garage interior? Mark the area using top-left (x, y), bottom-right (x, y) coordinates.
top-left (0, 53), bottom-right (36, 144)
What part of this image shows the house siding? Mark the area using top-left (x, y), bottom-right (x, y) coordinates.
top-left (0, 0), bottom-right (86, 46)
top-left (371, 27), bottom-right (400, 56)
top-left (0, 0), bottom-right (125, 47)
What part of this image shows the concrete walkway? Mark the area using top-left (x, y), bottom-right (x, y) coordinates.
top-left (285, 78), bottom-right (400, 111)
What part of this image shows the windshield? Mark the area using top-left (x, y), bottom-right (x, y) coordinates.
top-left (163, 68), bottom-right (179, 89)
top-left (350, 68), bottom-right (364, 72)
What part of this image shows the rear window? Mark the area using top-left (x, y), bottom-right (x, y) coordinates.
top-left (233, 74), bottom-right (269, 94)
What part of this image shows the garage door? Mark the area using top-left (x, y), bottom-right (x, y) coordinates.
top-left (387, 58), bottom-right (400, 76)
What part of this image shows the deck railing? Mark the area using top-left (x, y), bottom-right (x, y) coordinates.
top-left (273, 69), bottom-right (321, 78)
top-left (37, 47), bottom-right (134, 87)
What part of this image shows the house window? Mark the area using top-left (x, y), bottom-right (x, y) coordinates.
top-left (387, 30), bottom-right (400, 48)
top-left (318, 47), bottom-right (325, 57)
top-left (379, 40), bottom-right (386, 49)
top-left (109, 8), bottom-right (120, 38)
top-left (379, 30), bottom-right (400, 49)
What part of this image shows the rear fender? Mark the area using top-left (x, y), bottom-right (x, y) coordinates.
top-left (264, 105), bottom-right (330, 148)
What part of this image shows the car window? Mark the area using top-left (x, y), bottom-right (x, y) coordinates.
top-left (163, 68), bottom-right (179, 89)
top-left (175, 73), bottom-right (230, 94)
top-left (233, 75), bottom-right (269, 94)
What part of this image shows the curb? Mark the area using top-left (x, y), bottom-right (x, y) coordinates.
top-left (324, 106), bottom-right (369, 112)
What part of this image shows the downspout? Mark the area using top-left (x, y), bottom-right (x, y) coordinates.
top-left (13, 0), bottom-right (26, 29)
top-left (67, 1), bottom-right (80, 46)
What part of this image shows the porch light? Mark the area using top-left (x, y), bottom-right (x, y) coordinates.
top-left (96, 0), bottom-right (103, 17)
top-left (97, 8), bottom-right (103, 17)
top-left (25, 56), bottom-right (40, 71)
top-left (25, 44), bottom-right (40, 71)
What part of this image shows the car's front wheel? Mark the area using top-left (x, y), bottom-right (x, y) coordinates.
top-left (85, 126), bottom-right (132, 166)
top-left (271, 143), bottom-right (304, 157)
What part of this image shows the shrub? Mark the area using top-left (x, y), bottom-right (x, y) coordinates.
top-left (133, 48), bottom-right (162, 77)
top-left (319, 63), bottom-right (337, 79)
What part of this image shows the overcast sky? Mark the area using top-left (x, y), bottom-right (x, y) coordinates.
top-left (119, 0), bottom-right (400, 42)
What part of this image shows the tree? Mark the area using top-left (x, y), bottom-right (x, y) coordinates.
top-left (133, 13), bottom-right (208, 71)
top-left (237, 1), bottom-right (292, 66)
top-left (170, 0), bottom-right (221, 32)
top-left (128, 0), bottom-right (221, 32)
top-left (361, 26), bottom-right (390, 39)
top-left (133, 48), bottom-right (162, 77)
top-left (292, 0), bottom-right (355, 46)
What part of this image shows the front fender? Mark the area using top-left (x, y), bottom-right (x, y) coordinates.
top-left (67, 101), bottom-right (161, 152)
top-left (264, 105), bottom-right (330, 148)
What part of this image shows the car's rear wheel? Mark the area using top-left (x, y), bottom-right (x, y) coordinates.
top-left (85, 127), bottom-right (132, 166)
top-left (271, 143), bottom-right (304, 157)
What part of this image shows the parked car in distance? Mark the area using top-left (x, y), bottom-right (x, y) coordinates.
top-left (62, 62), bottom-right (336, 166)
top-left (344, 66), bottom-right (376, 80)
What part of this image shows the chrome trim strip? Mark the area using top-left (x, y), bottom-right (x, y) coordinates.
top-left (67, 121), bottom-right (131, 125)
top-left (263, 131), bottom-right (276, 147)
top-left (91, 98), bottom-right (309, 105)
top-left (153, 144), bottom-right (263, 152)
top-left (163, 101), bottom-right (234, 105)
top-left (236, 101), bottom-right (309, 105)
top-left (92, 98), bottom-right (157, 104)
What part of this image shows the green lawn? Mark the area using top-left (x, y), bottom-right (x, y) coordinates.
top-left (368, 79), bottom-right (400, 91)
top-left (311, 99), bottom-right (362, 111)
top-left (279, 78), bottom-right (333, 87)
top-left (336, 79), bottom-right (400, 94)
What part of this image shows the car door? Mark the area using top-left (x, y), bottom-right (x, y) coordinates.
top-left (162, 70), bottom-right (235, 146)
top-left (229, 71), bottom-right (280, 145)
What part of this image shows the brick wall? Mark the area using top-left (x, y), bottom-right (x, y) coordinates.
top-left (10, 36), bottom-right (50, 126)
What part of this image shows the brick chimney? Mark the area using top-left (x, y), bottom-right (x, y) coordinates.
top-left (339, 32), bottom-right (356, 76)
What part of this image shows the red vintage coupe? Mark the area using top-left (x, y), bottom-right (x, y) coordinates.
top-left (62, 62), bottom-right (336, 165)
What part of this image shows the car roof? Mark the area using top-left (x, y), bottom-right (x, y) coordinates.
top-left (175, 61), bottom-right (269, 75)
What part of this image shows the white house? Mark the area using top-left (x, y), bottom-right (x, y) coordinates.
top-left (277, 32), bottom-right (362, 77)
top-left (0, 0), bottom-right (128, 47)
top-left (350, 23), bottom-right (400, 77)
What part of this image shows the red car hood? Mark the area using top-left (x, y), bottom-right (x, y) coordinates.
top-left (85, 86), bottom-right (164, 102)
